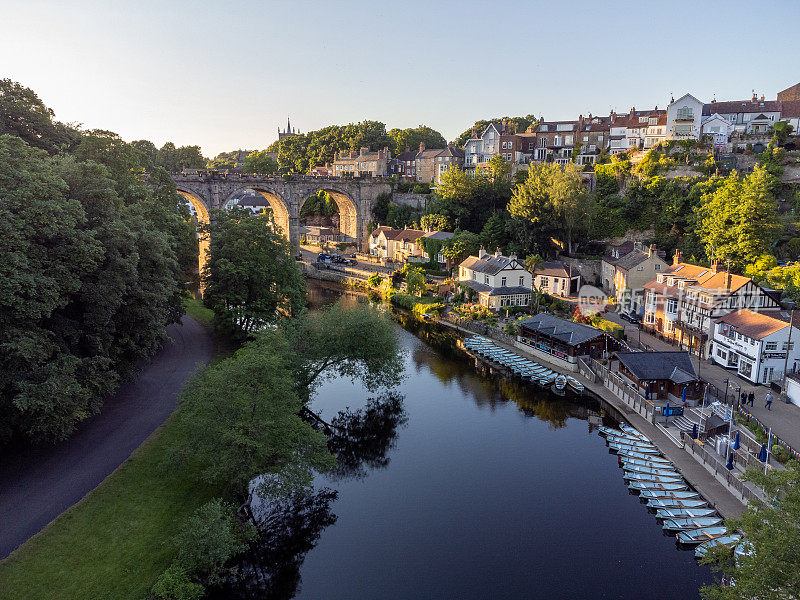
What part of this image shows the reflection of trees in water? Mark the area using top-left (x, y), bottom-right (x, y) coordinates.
top-left (211, 489), bottom-right (338, 600)
top-left (319, 393), bottom-right (408, 481)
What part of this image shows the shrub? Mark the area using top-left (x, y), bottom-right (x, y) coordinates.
top-left (413, 302), bottom-right (444, 317)
top-left (367, 272), bottom-right (383, 288)
top-left (152, 565), bottom-right (204, 600)
top-left (772, 444), bottom-right (790, 463)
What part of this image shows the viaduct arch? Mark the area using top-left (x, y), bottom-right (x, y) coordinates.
top-left (171, 173), bottom-right (392, 277)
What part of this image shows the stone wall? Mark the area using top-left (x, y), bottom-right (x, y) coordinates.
top-left (391, 193), bottom-right (428, 211)
top-left (558, 255), bottom-right (601, 286)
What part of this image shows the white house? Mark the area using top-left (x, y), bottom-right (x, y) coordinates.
top-left (666, 93), bottom-right (705, 140)
top-left (711, 309), bottom-right (800, 385)
top-left (701, 113), bottom-right (734, 147)
top-left (702, 95), bottom-right (782, 135)
top-left (458, 248), bottom-right (532, 310)
top-left (532, 261), bottom-right (581, 297)
top-left (464, 123), bottom-right (502, 172)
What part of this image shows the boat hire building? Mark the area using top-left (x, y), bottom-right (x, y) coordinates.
top-left (517, 313), bottom-right (618, 371)
top-left (458, 249), bottom-right (532, 310)
top-left (613, 351), bottom-right (702, 404)
top-left (710, 308), bottom-right (800, 385)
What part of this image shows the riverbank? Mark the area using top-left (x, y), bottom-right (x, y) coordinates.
top-left (0, 308), bottom-right (219, 599)
top-left (439, 318), bottom-right (747, 519)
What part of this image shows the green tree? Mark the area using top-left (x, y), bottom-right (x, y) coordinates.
top-left (442, 230), bottom-right (482, 272)
top-left (388, 125), bottom-right (446, 155)
top-left (170, 331), bottom-right (335, 496)
top-left (405, 266), bottom-right (426, 297)
top-left (419, 213), bottom-right (452, 232)
top-left (202, 207), bottom-right (306, 337)
top-left (0, 79), bottom-right (78, 153)
top-left (172, 499), bottom-right (254, 585)
top-left (507, 163), bottom-right (556, 254)
top-left (697, 167), bottom-right (780, 271)
top-left (283, 302), bottom-right (404, 398)
top-left (152, 565), bottom-right (204, 600)
top-left (480, 212), bottom-right (509, 252)
top-left (550, 162), bottom-right (593, 255)
top-left (242, 150), bottom-right (279, 175)
top-left (772, 120), bottom-right (794, 147)
top-left (367, 272), bottom-right (383, 288)
top-left (701, 460), bottom-right (800, 599)
top-left (488, 155), bottom-right (511, 181)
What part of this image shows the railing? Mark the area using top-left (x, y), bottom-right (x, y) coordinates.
top-left (682, 434), bottom-right (765, 503)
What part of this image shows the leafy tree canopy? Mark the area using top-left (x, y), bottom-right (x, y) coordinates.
top-left (242, 149), bottom-right (279, 175)
top-left (0, 79), bottom-right (79, 153)
top-left (388, 125), bottom-right (446, 155)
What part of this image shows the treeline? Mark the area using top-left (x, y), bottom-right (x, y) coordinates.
top-left (0, 80), bottom-right (198, 443)
top-left (267, 121), bottom-right (446, 174)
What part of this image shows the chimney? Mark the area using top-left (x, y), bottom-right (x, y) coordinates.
top-left (726, 271), bottom-right (732, 291)
top-left (648, 244), bottom-right (656, 257)
top-left (630, 106), bottom-right (636, 116)
top-left (752, 92), bottom-right (758, 102)
top-left (495, 247), bottom-right (502, 258)
top-left (502, 117), bottom-right (509, 132)
top-left (711, 259), bottom-right (721, 273)
top-left (479, 246), bottom-right (487, 259)
top-left (760, 94), bottom-right (765, 101)
top-left (673, 249), bottom-right (683, 266)
top-left (419, 141), bottom-right (426, 153)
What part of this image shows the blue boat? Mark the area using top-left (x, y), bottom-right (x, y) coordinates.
top-left (628, 480), bottom-right (689, 492)
top-left (695, 535), bottom-right (742, 559)
top-left (609, 442), bottom-right (660, 455)
top-left (662, 516), bottom-right (724, 531)
top-left (623, 464), bottom-right (679, 477)
top-left (617, 451), bottom-right (672, 464)
top-left (620, 456), bottom-right (674, 469)
top-left (677, 526), bottom-right (729, 545)
top-left (656, 507), bottom-right (717, 520)
top-left (624, 472), bottom-right (685, 485)
top-left (646, 498), bottom-right (708, 510)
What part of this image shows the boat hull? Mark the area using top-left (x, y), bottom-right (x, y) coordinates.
top-left (662, 517), bottom-right (724, 531)
top-left (677, 526), bottom-right (729, 545)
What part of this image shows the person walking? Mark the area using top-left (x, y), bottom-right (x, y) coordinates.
top-left (765, 391), bottom-right (774, 411)
top-left (747, 391), bottom-right (755, 407)
top-left (740, 391), bottom-right (747, 407)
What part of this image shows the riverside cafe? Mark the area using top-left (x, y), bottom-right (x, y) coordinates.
top-left (517, 313), bottom-right (620, 369)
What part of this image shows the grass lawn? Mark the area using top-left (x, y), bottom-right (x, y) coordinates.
top-left (0, 417), bottom-right (221, 600)
top-left (182, 296), bottom-right (214, 328)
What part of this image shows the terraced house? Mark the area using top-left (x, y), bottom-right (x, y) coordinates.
top-left (642, 252), bottom-right (782, 357)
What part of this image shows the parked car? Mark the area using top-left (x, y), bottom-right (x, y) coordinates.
top-left (620, 310), bottom-right (641, 325)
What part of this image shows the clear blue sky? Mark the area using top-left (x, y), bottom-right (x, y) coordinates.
top-left (4, 0), bottom-right (799, 157)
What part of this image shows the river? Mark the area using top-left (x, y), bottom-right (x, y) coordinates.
top-left (242, 281), bottom-right (712, 599)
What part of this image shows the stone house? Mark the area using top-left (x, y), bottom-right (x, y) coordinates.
top-left (611, 243), bottom-right (668, 312)
top-left (333, 147), bottom-right (391, 177)
top-left (532, 261), bottom-right (581, 297)
top-left (414, 142), bottom-right (464, 184)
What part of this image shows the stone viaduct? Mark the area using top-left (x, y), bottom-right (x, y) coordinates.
top-left (170, 172), bottom-right (392, 274)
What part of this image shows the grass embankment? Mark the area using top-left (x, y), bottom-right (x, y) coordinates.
top-left (0, 419), bottom-right (221, 600)
top-left (0, 300), bottom-right (221, 600)
top-left (182, 296), bottom-right (214, 328)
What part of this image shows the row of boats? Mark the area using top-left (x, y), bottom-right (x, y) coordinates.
top-left (599, 423), bottom-right (744, 558)
top-left (462, 337), bottom-right (585, 394)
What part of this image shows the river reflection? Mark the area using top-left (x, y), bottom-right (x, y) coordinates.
top-left (219, 282), bottom-right (710, 599)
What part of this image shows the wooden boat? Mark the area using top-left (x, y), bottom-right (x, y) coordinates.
top-left (695, 535), bottom-right (742, 559)
top-left (616, 449), bottom-right (670, 463)
top-left (620, 423), bottom-right (647, 439)
top-left (662, 516), bottom-right (724, 531)
top-left (628, 480), bottom-right (688, 492)
top-left (677, 527), bottom-right (729, 545)
top-left (656, 507), bottom-right (718, 520)
top-left (624, 472), bottom-right (685, 485)
top-left (620, 457), bottom-right (674, 470)
top-left (623, 464), bottom-right (679, 477)
top-left (646, 498), bottom-right (708, 510)
top-left (553, 374), bottom-right (567, 391)
top-left (609, 442), bottom-right (660, 456)
top-left (606, 433), bottom-right (648, 446)
top-left (639, 489), bottom-right (700, 500)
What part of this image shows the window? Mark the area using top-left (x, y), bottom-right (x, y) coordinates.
top-left (645, 312), bottom-right (655, 324)
top-left (583, 136), bottom-right (589, 142)
top-left (675, 123), bottom-right (692, 136)
top-left (557, 124), bottom-right (572, 131)
top-left (540, 125), bottom-right (548, 132)
top-left (739, 357), bottom-right (753, 379)
top-left (501, 277), bottom-right (507, 286)
top-left (637, 266), bottom-right (644, 271)
top-left (784, 342), bottom-right (794, 351)
top-left (484, 275), bottom-right (489, 284)
top-left (541, 277), bottom-right (550, 288)
top-left (565, 135), bottom-right (573, 145)
top-left (667, 299), bottom-right (678, 313)
top-left (766, 342), bottom-right (778, 351)
top-left (655, 264), bottom-right (661, 271)
top-left (540, 138), bottom-right (547, 147)
top-left (519, 276), bottom-right (525, 286)
top-left (598, 135), bottom-right (604, 142)
top-left (676, 107), bottom-right (693, 120)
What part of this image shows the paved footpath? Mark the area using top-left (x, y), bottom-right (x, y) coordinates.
top-left (0, 315), bottom-right (214, 560)
top-left (605, 313), bottom-right (800, 451)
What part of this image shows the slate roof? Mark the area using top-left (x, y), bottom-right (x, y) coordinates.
top-left (393, 229), bottom-right (427, 243)
top-left (396, 149), bottom-right (418, 162)
top-left (702, 100), bottom-right (782, 116)
top-left (422, 231), bottom-right (455, 241)
top-left (615, 250), bottom-right (652, 271)
top-left (534, 261), bottom-right (574, 278)
top-left (459, 254), bottom-right (520, 275)
top-left (519, 313), bottom-right (605, 346)
top-left (615, 351), bottom-right (699, 383)
top-left (486, 286), bottom-right (531, 297)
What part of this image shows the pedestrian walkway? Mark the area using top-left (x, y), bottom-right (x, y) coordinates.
top-left (606, 313), bottom-right (800, 450)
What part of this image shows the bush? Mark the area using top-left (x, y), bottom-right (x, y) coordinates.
top-left (590, 315), bottom-right (624, 339)
top-left (367, 272), bottom-right (383, 288)
top-left (772, 444), bottom-right (790, 463)
top-left (389, 293), bottom-right (417, 310)
top-left (152, 565), bottom-right (204, 600)
top-left (413, 302), bottom-right (444, 317)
